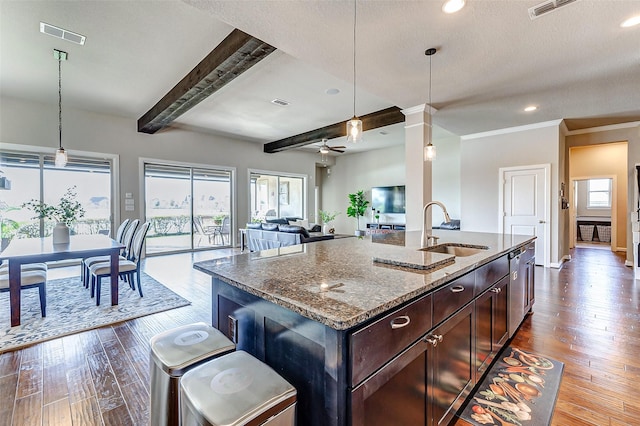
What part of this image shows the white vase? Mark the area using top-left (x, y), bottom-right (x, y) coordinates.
top-left (323, 224), bottom-right (331, 234)
top-left (52, 222), bottom-right (70, 244)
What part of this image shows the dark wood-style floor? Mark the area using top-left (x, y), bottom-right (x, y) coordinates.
top-left (1, 247), bottom-right (638, 425)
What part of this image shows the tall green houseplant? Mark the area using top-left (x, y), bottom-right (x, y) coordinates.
top-left (347, 190), bottom-right (369, 235)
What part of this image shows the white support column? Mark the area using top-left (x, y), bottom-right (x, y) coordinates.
top-left (403, 104), bottom-right (435, 231)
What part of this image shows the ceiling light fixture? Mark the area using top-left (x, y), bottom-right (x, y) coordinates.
top-left (346, 0), bottom-right (363, 143)
top-left (524, 105), bottom-right (538, 112)
top-left (424, 48), bottom-right (437, 162)
top-left (442, 0), bottom-right (465, 14)
top-left (621, 15), bottom-right (640, 28)
top-left (54, 49), bottom-right (68, 168)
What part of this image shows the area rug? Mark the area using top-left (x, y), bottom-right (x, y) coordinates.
top-left (0, 273), bottom-right (191, 353)
top-left (459, 346), bottom-right (564, 426)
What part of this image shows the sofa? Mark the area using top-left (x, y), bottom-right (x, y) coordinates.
top-left (245, 222), bottom-right (333, 251)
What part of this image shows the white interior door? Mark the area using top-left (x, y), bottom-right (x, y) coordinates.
top-left (501, 165), bottom-right (549, 266)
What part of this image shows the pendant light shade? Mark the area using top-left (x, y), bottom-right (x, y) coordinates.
top-left (424, 47), bottom-right (437, 162)
top-left (346, 0), bottom-right (363, 143)
top-left (347, 117), bottom-right (362, 143)
top-left (54, 49), bottom-right (68, 168)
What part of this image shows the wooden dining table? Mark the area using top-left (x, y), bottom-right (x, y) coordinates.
top-left (0, 235), bottom-right (125, 327)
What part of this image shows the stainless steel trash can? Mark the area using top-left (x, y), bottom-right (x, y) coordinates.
top-left (150, 322), bottom-right (235, 426)
top-left (180, 350), bottom-right (297, 426)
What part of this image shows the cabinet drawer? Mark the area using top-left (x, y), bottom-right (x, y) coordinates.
top-left (433, 273), bottom-right (474, 326)
top-left (475, 255), bottom-right (508, 295)
top-left (350, 294), bottom-right (432, 386)
top-left (521, 241), bottom-right (536, 263)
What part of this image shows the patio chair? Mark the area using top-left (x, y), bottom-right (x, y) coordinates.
top-left (193, 216), bottom-right (220, 246)
top-left (220, 216), bottom-right (231, 245)
top-left (90, 222), bottom-right (150, 305)
top-left (0, 266), bottom-right (48, 317)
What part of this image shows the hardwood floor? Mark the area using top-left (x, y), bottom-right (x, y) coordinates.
top-left (1, 247), bottom-right (637, 425)
top-left (454, 247), bottom-right (640, 426)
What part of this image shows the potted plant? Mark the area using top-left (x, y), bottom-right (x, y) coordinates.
top-left (319, 210), bottom-right (340, 234)
top-left (347, 190), bottom-right (369, 237)
top-left (22, 186), bottom-right (85, 244)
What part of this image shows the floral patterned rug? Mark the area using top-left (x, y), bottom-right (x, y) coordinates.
top-left (459, 346), bottom-right (564, 426)
top-left (0, 273), bottom-right (191, 353)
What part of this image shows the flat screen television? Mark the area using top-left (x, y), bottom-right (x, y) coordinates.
top-left (371, 185), bottom-right (406, 214)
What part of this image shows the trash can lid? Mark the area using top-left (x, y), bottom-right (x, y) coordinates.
top-left (181, 351), bottom-right (297, 426)
top-left (150, 322), bottom-right (235, 376)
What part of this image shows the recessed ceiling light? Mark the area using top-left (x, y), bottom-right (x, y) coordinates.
top-left (621, 15), bottom-right (640, 28)
top-left (524, 105), bottom-right (537, 112)
top-left (40, 22), bottom-right (86, 45)
top-left (442, 0), bottom-right (465, 14)
top-left (325, 88), bottom-right (340, 95)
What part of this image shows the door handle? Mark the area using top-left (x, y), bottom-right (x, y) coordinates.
top-left (539, 220), bottom-right (546, 224)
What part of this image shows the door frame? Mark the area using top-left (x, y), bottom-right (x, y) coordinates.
top-left (569, 175), bottom-right (617, 251)
top-left (498, 163), bottom-right (551, 268)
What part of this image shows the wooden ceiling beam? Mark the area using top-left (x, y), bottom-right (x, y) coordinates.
top-left (263, 106), bottom-right (404, 153)
top-left (138, 29), bottom-right (276, 134)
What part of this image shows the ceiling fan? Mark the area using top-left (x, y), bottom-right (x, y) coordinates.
top-left (317, 139), bottom-right (346, 155)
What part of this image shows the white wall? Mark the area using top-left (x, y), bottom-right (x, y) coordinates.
top-left (320, 130), bottom-right (461, 234)
top-left (461, 123), bottom-right (561, 264)
top-left (0, 96), bottom-right (320, 245)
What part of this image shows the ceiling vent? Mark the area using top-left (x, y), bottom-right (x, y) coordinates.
top-left (528, 0), bottom-right (580, 20)
top-left (40, 22), bottom-right (86, 45)
top-left (271, 98), bottom-right (290, 107)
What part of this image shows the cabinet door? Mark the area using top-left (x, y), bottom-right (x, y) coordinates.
top-left (428, 304), bottom-right (474, 426)
top-left (475, 275), bottom-right (509, 375)
top-left (351, 339), bottom-right (430, 426)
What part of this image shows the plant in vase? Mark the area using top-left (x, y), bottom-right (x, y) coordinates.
top-left (22, 186), bottom-right (86, 244)
top-left (347, 190), bottom-right (369, 237)
top-left (319, 210), bottom-right (340, 234)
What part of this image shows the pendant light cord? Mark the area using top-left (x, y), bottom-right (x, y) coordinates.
top-left (352, 0), bottom-right (357, 117)
top-left (58, 54), bottom-right (62, 150)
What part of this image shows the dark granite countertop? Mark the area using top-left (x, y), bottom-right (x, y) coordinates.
top-left (194, 230), bottom-right (535, 331)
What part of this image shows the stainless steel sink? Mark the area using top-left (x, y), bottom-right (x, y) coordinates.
top-left (419, 243), bottom-right (489, 257)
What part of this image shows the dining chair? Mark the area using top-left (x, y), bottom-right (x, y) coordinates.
top-left (0, 267), bottom-right (48, 317)
top-left (90, 222), bottom-right (150, 306)
top-left (82, 219), bottom-right (138, 288)
top-left (0, 261), bottom-right (48, 273)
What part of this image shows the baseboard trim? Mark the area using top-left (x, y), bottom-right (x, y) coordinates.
top-left (550, 255), bottom-right (571, 269)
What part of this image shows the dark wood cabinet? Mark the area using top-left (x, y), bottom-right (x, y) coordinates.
top-left (209, 242), bottom-right (534, 426)
top-left (475, 275), bottom-right (509, 374)
top-left (429, 304), bottom-right (474, 426)
top-left (351, 338), bottom-right (430, 426)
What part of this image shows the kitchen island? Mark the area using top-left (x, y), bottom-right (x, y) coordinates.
top-left (194, 230), bottom-right (535, 426)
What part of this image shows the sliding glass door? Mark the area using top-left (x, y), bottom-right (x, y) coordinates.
top-left (249, 172), bottom-right (305, 222)
top-left (0, 150), bottom-right (113, 248)
top-left (144, 162), bottom-right (233, 255)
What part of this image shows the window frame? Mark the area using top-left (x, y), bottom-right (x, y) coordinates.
top-left (586, 178), bottom-right (612, 209)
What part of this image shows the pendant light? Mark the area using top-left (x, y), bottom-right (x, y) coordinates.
top-left (424, 48), bottom-right (437, 162)
top-left (346, 0), bottom-right (363, 143)
top-left (54, 49), bottom-right (68, 168)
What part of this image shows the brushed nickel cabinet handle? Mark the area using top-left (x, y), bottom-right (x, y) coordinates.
top-left (390, 315), bottom-right (411, 329)
top-left (451, 285), bottom-right (465, 293)
top-left (424, 334), bottom-right (443, 347)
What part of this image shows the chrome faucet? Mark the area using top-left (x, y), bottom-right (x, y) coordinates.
top-left (421, 201), bottom-right (452, 248)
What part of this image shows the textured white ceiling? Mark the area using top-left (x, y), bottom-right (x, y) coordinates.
top-left (1, 0), bottom-right (639, 155)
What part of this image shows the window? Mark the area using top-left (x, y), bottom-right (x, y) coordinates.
top-left (0, 150), bottom-right (113, 244)
top-left (249, 171), bottom-right (306, 222)
top-left (144, 162), bottom-right (233, 254)
top-left (587, 178), bottom-right (611, 208)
